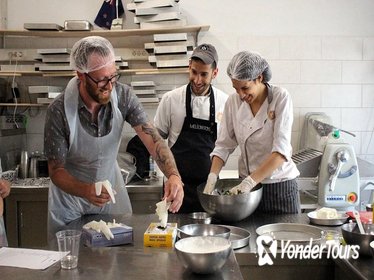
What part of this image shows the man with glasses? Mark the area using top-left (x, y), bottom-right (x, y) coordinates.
top-left (44, 36), bottom-right (184, 233)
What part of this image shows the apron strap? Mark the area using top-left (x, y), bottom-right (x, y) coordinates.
top-left (186, 83), bottom-right (217, 137)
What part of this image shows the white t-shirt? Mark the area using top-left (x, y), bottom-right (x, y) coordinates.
top-left (154, 84), bottom-right (229, 148)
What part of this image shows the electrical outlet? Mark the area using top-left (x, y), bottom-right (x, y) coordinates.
top-left (8, 51), bottom-right (24, 60)
top-left (15, 51), bottom-right (23, 58)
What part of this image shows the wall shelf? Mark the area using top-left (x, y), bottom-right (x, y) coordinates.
top-left (0, 67), bottom-right (189, 77)
top-left (0, 128), bottom-right (26, 136)
top-left (0, 103), bottom-right (45, 107)
top-left (0, 25), bottom-right (210, 38)
top-left (0, 25), bottom-right (208, 107)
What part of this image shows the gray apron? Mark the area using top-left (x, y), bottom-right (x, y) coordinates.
top-left (48, 77), bottom-right (132, 235)
top-left (0, 216), bottom-right (7, 247)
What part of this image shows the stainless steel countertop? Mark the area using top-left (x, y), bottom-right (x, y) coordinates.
top-left (0, 213), bottom-right (243, 280)
top-left (1, 212), bottom-right (373, 279)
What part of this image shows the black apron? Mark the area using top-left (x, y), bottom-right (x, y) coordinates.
top-left (171, 84), bottom-right (217, 213)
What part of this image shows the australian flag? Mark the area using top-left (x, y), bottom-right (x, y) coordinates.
top-left (94, 0), bottom-right (124, 30)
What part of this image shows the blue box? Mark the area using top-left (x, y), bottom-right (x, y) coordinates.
top-left (82, 225), bottom-right (133, 247)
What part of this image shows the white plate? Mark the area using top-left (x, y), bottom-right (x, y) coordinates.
top-left (307, 211), bottom-right (349, 226)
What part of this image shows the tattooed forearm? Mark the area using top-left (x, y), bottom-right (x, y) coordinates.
top-left (157, 128), bottom-right (168, 139)
top-left (142, 123), bottom-right (181, 179)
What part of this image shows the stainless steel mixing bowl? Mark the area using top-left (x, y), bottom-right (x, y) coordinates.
top-left (197, 179), bottom-right (263, 222)
top-left (175, 236), bottom-right (231, 274)
top-left (178, 224), bottom-right (230, 239)
top-left (188, 212), bottom-right (212, 224)
top-left (341, 222), bottom-right (374, 257)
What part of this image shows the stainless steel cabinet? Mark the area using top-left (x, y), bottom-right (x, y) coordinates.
top-left (4, 182), bottom-right (162, 248)
top-left (127, 180), bottom-right (163, 214)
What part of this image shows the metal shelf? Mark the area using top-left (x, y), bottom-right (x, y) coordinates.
top-left (0, 103), bottom-right (45, 107)
top-left (0, 25), bottom-right (209, 38)
top-left (0, 128), bottom-right (26, 136)
top-left (0, 68), bottom-right (189, 77)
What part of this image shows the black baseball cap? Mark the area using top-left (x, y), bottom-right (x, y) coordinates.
top-left (191, 43), bottom-right (218, 66)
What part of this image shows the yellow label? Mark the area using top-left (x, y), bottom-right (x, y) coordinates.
top-left (143, 223), bottom-right (177, 248)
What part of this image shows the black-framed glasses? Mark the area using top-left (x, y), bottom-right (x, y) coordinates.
top-left (85, 73), bottom-right (121, 88)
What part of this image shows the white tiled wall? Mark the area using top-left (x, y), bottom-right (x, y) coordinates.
top-left (2, 0), bottom-right (374, 171)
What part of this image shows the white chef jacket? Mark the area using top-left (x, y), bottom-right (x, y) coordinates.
top-left (154, 84), bottom-right (228, 148)
top-left (211, 84), bottom-right (300, 183)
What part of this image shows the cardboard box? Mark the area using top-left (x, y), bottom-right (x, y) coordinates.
top-left (144, 223), bottom-right (177, 248)
top-left (82, 225), bottom-right (133, 247)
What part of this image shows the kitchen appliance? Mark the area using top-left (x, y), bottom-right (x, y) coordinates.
top-left (317, 133), bottom-right (360, 210)
top-left (294, 113), bottom-right (360, 211)
top-left (28, 152), bottom-right (49, 178)
top-left (19, 150), bottom-right (28, 178)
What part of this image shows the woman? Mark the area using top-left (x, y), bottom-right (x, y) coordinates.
top-left (205, 51), bottom-right (300, 214)
top-left (0, 178), bottom-right (11, 246)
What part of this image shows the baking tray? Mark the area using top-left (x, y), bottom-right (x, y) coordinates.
top-left (307, 211), bottom-right (349, 226)
top-left (24, 23), bottom-right (63, 31)
top-left (218, 225), bottom-right (250, 250)
top-left (64, 20), bottom-right (92, 31)
top-left (256, 223), bottom-right (322, 245)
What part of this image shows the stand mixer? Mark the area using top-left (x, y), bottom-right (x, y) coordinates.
top-left (317, 131), bottom-right (360, 210)
top-left (301, 113), bottom-right (360, 211)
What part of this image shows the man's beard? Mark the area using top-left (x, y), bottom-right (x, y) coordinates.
top-left (86, 82), bottom-right (111, 104)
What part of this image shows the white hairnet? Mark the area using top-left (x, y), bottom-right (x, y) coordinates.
top-left (70, 36), bottom-right (116, 73)
top-left (227, 51), bottom-right (272, 82)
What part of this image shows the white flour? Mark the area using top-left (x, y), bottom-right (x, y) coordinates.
top-left (176, 237), bottom-right (230, 253)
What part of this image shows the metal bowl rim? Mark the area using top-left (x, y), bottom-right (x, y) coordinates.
top-left (175, 236), bottom-right (231, 252)
top-left (179, 224), bottom-right (231, 234)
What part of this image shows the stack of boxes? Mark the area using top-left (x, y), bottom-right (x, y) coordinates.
top-left (131, 80), bottom-right (158, 104)
top-left (28, 85), bottom-right (64, 104)
top-left (127, 0), bottom-right (186, 29)
top-left (34, 48), bottom-right (72, 72)
top-left (145, 33), bottom-right (194, 69)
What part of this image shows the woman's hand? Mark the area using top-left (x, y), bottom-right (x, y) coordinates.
top-left (229, 176), bottom-right (257, 194)
top-left (203, 173), bottom-right (218, 194)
